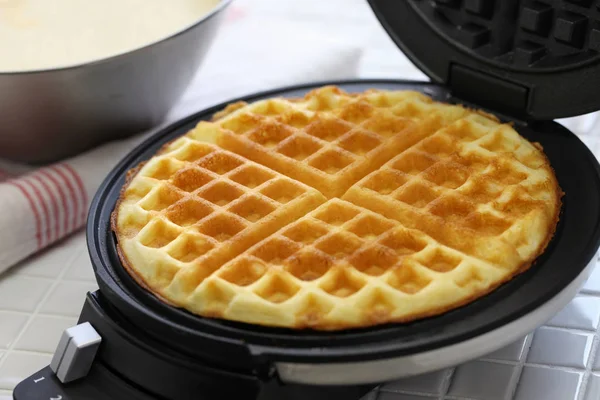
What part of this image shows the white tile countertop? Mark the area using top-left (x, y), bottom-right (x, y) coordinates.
top-left (2, 1), bottom-right (600, 399)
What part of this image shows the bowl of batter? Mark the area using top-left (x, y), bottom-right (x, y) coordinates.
top-left (0, 0), bottom-right (231, 163)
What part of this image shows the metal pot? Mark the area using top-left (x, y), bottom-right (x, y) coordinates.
top-left (0, 0), bottom-right (232, 164)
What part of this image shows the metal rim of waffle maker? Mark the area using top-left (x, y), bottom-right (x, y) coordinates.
top-left (13, 0), bottom-right (600, 399)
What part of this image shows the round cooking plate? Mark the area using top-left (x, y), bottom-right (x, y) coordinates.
top-left (87, 79), bottom-right (600, 371)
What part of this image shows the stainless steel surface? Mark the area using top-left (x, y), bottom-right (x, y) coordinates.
top-left (0, 0), bottom-right (231, 164)
top-left (275, 256), bottom-right (596, 386)
top-left (49, 322), bottom-right (101, 384)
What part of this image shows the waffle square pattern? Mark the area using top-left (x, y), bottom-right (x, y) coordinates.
top-left (113, 86), bottom-right (562, 330)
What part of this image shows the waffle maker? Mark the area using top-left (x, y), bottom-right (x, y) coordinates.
top-left (13, 1), bottom-right (600, 399)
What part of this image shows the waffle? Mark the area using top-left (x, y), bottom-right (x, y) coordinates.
top-left (112, 142), bottom-right (326, 297)
top-left (204, 86), bottom-right (469, 198)
top-left (113, 85), bottom-right (562, 330)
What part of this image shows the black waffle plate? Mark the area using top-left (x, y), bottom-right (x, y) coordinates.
top-left (87, 79), bottom-right (600, 370)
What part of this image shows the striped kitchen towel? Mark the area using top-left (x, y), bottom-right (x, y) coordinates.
top-left (2, 165), bottom-right (86, 251)
top-left (0, 134), bottom-right (145, 274)
top-left (0, 9), bottom-right (362, 274)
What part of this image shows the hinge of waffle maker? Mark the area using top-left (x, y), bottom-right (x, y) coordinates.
top-left (447, 63), bottom-right (531, 124)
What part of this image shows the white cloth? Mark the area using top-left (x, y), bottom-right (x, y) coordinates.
top-left (0, 9), bottom-right (363, 274)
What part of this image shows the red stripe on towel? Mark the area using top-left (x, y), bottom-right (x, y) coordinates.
top-left (21, 176), bottom-right (51, 248)
top-left (6, 179), bottom-right (42, 249)
top-left (31, 173), bottom-right (60, 244)
top-left (52, 165), bottom-right (79, 234)
top-left (63, 164), bottom-right (88, 227)
top-left (39, 169), bottom-right (69, 240)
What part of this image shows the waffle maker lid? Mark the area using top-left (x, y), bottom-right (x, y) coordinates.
top-left (368, 0), bottom-right (600, 120)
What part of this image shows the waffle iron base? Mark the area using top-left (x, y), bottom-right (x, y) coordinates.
top-left (13, 79), bottom-right (600, 399)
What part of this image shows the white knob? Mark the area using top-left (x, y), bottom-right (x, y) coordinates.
top-left (49, 322), bottom-right (102, 383)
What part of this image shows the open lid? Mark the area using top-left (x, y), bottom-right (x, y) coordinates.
top-left (368, 0), bottom-right (600, 120)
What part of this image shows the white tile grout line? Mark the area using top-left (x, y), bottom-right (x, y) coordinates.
top-left (443, 396), bottom-right (486, 400)
top-left (580, 288), bottom-right (600, 296)
top-left (571, 293), bottom-right (600, 299)
top-left (0, 310), bottom-right (34, 317)
top-left (12, 275), bottom-right (97, 284)
top-left (439, 368), bottom-right (456, 400)
top-left (518, 325), bottom-right (599, 336)
top-left (379, 387), bottom-right (482, 400)
top-left (0, 310), bottom-right (81, 319)
top-left (0, 246), bottom-right (84, 378)
top-left (5, 349), bottom-right (53, 356)
top-left (503, 333), bottom-right (534, 400)
top-left (477, 360), bottom-right (595, 373)
top-left (577, 258), bottom-right (600, 400)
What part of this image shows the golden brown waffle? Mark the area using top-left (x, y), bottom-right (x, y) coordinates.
top-left (199, 198), bottom-right (510, 329)
top-left (205, 86), bottom-right (469, 198)
top-left (343, 113), bottom-right (559, 265)
top-left (113, 85), bottom-right (562, 330)
top-left (112, 141), bottom-right (326, 298)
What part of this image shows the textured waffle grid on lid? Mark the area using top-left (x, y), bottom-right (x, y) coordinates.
top-left (411, 0), bottom-right (600, 69)
top-left (208, 86), bottom-right (467, 198)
